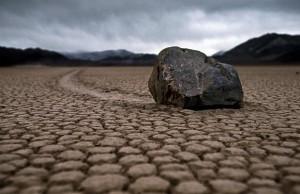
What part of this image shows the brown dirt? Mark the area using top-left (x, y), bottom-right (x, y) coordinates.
top-left (0, 66), bottom-right (299, 194)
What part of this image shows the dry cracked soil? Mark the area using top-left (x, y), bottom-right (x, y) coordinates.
top-left (0, 66), bottom-right (300, 194)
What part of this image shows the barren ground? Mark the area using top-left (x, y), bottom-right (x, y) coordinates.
top-left (0, 66), bottom-right (300, 194)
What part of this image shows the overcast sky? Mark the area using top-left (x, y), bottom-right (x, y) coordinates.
top-left (0, 0), bottom-right (300, 55)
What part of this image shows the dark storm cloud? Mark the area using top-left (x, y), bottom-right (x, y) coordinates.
top-left (1, 0), bottom-right (300, 54)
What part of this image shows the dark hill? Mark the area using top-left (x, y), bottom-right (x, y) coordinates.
top-left (214, 33), bottom-right (300, 64)
top-left (0, 46), bottom-right (68, 66)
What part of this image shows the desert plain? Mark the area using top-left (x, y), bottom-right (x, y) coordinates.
top-left (0, 66), bottom-right (300, 194)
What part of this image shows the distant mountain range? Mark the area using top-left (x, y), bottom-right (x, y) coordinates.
top-left (214, 33), bottom-right (300, 64)
top-left (1, 33), bottom-right (299, 66)
top-left (62, 49), bottom-right (157, 66)
top-left (0, 47), bottom-right (157, 67)
top-left (63, 49), bottom-right (134, 61)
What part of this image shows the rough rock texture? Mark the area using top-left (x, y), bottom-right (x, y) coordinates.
top-left (148, 47), bottom-right (243, 109)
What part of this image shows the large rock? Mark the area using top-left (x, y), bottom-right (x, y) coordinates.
top-left (148, 47), bottom-right (243, 109)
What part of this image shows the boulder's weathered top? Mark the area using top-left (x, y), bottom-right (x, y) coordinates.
top-left (148, 47), bottom-right (243, 109)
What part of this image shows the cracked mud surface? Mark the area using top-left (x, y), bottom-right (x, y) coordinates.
top-left (0, 66), bottom-right (300, 194)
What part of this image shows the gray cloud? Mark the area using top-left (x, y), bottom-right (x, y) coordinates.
top-left (0, 0), bottom-right (300, 54)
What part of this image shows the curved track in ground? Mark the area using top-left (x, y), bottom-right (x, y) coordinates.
top-left (59, 69), bottom-right (153, 104)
